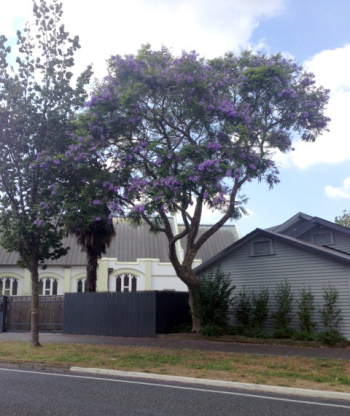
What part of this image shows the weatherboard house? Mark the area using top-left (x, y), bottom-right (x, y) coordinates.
top-left (0, 218), bottom-right (240, 297)
top-left (195, 213), bottom-right (350, 339)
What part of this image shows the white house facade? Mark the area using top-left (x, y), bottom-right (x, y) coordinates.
top-left (0, 218), bottom-right (240, 296)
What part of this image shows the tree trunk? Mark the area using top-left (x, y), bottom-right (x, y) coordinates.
top-left (30, 265), bottom-right (41, 347)
top-left (86, 248), bottom-right (98, 292)
top-left (167, 238), bottom-right (202, 332)
top-left (188, 284), bottom-right (201, 332)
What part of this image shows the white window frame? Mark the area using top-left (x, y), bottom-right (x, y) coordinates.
top-left (116, 273), bottom-right (137, 292)
top-left (250, 239), bottom-right (274, 256)
top-left (0, 277), bottom-right (19, 296)
top-left (39, 277), bottom-right (58, 296)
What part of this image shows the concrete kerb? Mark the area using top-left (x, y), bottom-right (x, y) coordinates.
top-left (70, 366), bottom-right (350, 401)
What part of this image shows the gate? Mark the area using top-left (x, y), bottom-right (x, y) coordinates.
top-left (6, 296), bottom-right (64, 331)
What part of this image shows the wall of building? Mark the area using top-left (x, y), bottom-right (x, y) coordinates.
top-left (2, 256), bottom-right (190, 296)
top-left (197, 236), bottom-right (350, 339)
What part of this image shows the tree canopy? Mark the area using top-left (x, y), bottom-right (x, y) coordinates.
top-left (46, 45), bottom-right (330, 330)
top-left (335, 210), bottom-right (350, 228)
top-left (0, 0), bottom-right (92, 345)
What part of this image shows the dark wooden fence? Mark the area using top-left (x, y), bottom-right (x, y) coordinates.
top-left (0, 296), bottom-right (7, 332)
top-left (1, 291), bottom-right (190, 336)
top-left (6, 296), bottom-right (64, 331)
top-left (155, 291), bottom-right (191, 333)
top-left (63, 291), bottom-right (190, 338)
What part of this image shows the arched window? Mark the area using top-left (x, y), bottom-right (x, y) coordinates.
top-left (77, 278), bottom-right (87, 293)
top-left (115, 273), bottom-right (137, 292)
top-left (39, 277), bottom-right (58, 296)
top-left (0, 277), bottom-right (18, 296)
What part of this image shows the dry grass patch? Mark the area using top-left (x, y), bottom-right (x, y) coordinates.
top-left (0, 342), bottom-right (349, 392)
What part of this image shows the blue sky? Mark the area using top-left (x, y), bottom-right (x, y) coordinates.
top-left (1, 0), bottom-right (349, 236)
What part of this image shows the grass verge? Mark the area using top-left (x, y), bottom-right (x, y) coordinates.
top-left (0, 342), bottom-right (349, 393)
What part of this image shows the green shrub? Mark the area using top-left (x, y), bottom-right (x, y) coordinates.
top-left (195, 266), bottom-right (235, 331)
top-left (251, 287), bottom-right (269, 331)
top-left (226, 325), bottom-right (246, 336)
top-left (234, 287), bottom-right (252, 327)
top-left (200, 323), bottom-right (225, 336)
top-left (242, 327), bottom-right (271, 339)
top-left (297, 287), bottom-right (316, 333)
top-left (292, 330), bottom-right (317, 342)
top-left (271, 280), bottom-right (293, 338)
top-left (320, 286), bottom-right (342, 331)
top-left (227, 325), bottom-right (270, 339)
top-left (316, 330), bottom-right (346, 346)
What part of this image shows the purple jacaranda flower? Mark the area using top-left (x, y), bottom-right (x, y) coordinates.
top-left (207, 142), bottom-right (222, 151)
top-left (33, 219), bottom-right (44, 227)
top-left (39, 202), bottom-right (50, 210)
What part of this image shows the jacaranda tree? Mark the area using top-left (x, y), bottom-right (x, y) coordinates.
top-left (64, 46), bottom-right (330, 331)
top-left (0, 0), bottom-right (92, 345)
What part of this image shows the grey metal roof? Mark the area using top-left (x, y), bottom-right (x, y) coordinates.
top-left (290, 216), bottom-right (350, 238)
top-left (104, 219), bottom-right (171, 262)
top-left (268, 212), bottom-right (313, 233)
top-left (194, 227), bottom-right (350, 275)
top-left (0, 218), bottom-right (240, 266)
top-left (0, 234), bottom-right (90, 266)
top-left (178, 224), bottom-right (240, 263)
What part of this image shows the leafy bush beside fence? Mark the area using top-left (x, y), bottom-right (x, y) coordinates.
top-left (195, 266), bottom-right (346, 345)
top-left (194, 267), bottom-right (235, 336)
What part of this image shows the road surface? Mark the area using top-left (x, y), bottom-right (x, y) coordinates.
top-left (0, 366), bottom-right (349, 415)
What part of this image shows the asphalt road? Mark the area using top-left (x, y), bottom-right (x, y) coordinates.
top-left (0, 366), bottom-right (349, 416)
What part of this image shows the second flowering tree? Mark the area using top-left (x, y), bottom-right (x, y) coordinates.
top-left (67, 46), bottom-right (330, 331)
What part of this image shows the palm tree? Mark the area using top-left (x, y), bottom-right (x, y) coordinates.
top-left (74, 217), bottom-right (115, 292)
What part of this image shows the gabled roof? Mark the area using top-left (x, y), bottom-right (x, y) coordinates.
top-left (194, 227), bottom-right (350, 275)
top-left (0, 218), bottom-right (240, 266)
top-left (267, 212), bottom-right (313, 233)
top-left (289, 216), bottom-right (350, 238)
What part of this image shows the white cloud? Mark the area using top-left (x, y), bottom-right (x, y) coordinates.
top-left (325, 177), bottom-right (350, 200)
top-left (1, 0), bottom-right (287, 79)
top-left (0, 1), bottom-right (31, 36)
top-left (276, 45), bottom-right (350, 170)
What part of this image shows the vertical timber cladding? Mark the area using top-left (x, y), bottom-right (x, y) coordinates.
top-left (6, 296), bottom-right (64, 331)
top-left (63, 292), bottom-right (157, 337)
top-left (0, 296), bottom-right (7, 332)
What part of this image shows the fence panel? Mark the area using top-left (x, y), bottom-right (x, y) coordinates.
top-left (63, 292), bottom-right (156, 338)
top-left (6, 296), bottom-right (64, 331)
top-left (155, 292), bottom-right (190, 333)
top-left (0, 296), bottom-right (7, 332)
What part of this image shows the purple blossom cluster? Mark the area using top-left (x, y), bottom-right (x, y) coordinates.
top-left (62, 46), bottom-right (330, 224)
top-left (33, 218), bottom-right (44, 227)
top-left (198, 160), bottom-right (222, 174)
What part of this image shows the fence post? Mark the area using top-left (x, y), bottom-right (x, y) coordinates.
top-left (0, 296), bottom-right (7, 332)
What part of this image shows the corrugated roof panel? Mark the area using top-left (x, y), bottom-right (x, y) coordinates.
top-left (0, 219), bottom-right (239, 266)
top-left (178, 224), bottom-right (240, 263)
